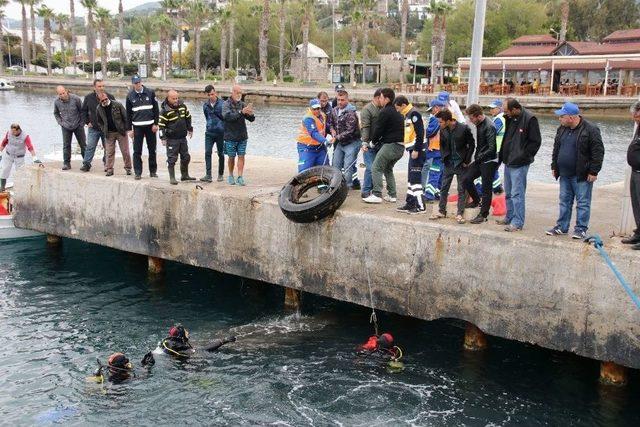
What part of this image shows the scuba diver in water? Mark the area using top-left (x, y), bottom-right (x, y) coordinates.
top-left (155, 324), bottom-right (237, 359)
top-left (90, 352), bottom-right (146, 384)
top-left (356, 332), bottom-right (405, 372)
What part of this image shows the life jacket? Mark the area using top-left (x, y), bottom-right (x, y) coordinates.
top-left (425, 115), bottom-right (441, 151)
top-left (4, 132), bottom-right (27, 157)
top-left (400, 104), bottom-right (418, 149)
top-left (296, 110), bottom-right (326, 146)
top-left (494, 112), bottom-right (506, 152)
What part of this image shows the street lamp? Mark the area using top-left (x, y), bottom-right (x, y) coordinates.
top-left (550, 28), bottom-right (560, 41)
top-left (412, 49), bottom-right (419, 85)
top-left (236, 48), bottom-right (239, 76)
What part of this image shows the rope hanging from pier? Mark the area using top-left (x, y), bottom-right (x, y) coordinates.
top-left (585, 235), bottom-right (640, 311)
top-left (364, 246), bottom-right (379, 336)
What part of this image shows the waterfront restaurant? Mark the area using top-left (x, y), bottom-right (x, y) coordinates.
top-left (457, 30), bottom-right (640, 96)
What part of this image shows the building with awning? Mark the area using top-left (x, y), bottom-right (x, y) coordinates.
top-left (457, 29), bottom-right (640, 95)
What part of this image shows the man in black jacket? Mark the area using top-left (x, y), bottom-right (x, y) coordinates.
top-left (499, 98), bottom-right (542, 231)
top-left (430, 109), bottom-right (475, 223)
top-left (81, 78), bottom-right (114, 172)
top-left (158, 90), bottom-right (194, 185)
top-left (126, 75), bottom-right (159, 180)
top-left (462, 104), bottom-right (498, 224)
top-left (95, 92), bottom-right (132, 176)
top-left (362, 88), bottom-right (404, 204)
top-left (547, 102), bottom-right (604, 239)
top-left (622, 101), bottom-right (640, 249)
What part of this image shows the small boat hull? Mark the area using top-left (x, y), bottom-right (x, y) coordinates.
top-left (0, 215), bottom-right (43, 240)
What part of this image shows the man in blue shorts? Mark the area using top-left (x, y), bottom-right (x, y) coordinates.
top-left (222, 85), bottom-right (255, 186)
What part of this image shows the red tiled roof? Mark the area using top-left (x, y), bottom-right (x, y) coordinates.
top-left (609, 59), bottom-right (640, 70)
top-left (459, 61), bottom-right (552, 71)
top-left (496, 44), bottom-right (558, 57)
top-left (511, 34), bottom-right (558, 45)
top-left (554, 60), bottom-right (607, 70)
top-left (565, 41), bottom-right (640, 55)
top-left (603, 29), bottom-right (640, 42)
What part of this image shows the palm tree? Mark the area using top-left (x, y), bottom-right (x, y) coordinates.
top-left (28, 0), bottom-right (41, 60)
top-left (54, 13), bottom-right (70, 74)
top-left (277, 0), bottom-right (286, 81)
top-left (160, 0), bottom-right (179, 72)
top-left (258, 0), bottom-right (270, 81)
top-left (94, 7), bottom-right (111, 79)
top-left (300, 0), bottom-right (314, 82)
top-left (136, 15), bottom-right (154, 68)
top-left (360, 0), bottom-right (377, 85)
top-left (36, 4), bottom-right (53, 75)
top-left (14, 0), bottom-right (29, 72)
top-left (349, 8), bottom-right (362, 85)
top-left (429, 1), bottom-right (451, 85)
top-left (118, 0), bottom-right (125, 76)
top-left (399, 0), bottom-right (408, 84)
top-left (0, 0), bottom-right (8, 75)
top-left (227, 1), bottom-right (236, 70)
top-left (183, 0), bottom-right (212, 79)
top-left (69, 0), bottom-right (77, 74)
top-left (155, 12), bottom-right (174, 80)
top-left (218, 9), bottom-right (231, 80)
top-left (559, 1), bottom-right (569, 42)
top-left (80, 0), bottom-right (97, 69)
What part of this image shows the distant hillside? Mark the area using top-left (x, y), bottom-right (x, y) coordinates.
top-left (127, 2), bottom-right (161, 14)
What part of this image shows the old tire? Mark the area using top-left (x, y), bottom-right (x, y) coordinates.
top-left (279, 166), bottom-right (348, 223)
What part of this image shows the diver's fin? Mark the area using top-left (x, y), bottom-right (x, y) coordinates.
top-left (141, 351), bottom-right (155, 366)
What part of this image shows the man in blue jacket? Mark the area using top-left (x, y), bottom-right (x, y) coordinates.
top-left (296, 98), bottom-right (332, 172)
top-left (201, 85), bottom-right (225, 182)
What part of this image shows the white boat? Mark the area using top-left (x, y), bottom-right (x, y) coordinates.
top-left (0, 187), bottom-right (43, 240)
top-left (0, 78), bottom-right (15, 90)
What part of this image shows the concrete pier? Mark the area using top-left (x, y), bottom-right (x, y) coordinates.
top-left (12, 156), bottom-right (640, 369)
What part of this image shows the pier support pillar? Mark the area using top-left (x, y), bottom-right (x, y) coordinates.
top-left (600, 361), bottom-right (628, 386)
top-left (148, 256), bottom-right (164, 274)
top-left (46, 234), bottom-right (61, 245)
top-left (464, 322), bottom-right (488, 351)
top-left (284, 287), bottom-right (301, 311)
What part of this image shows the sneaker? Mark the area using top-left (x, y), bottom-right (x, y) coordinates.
top-left (126, 169), bottom-right (132, 176)
top-left (150, 172), bottom-right (158, 178)
top-left (383, 195), bottom-right (397, 203)
top-left (495, 219), bottom-right (509, 225)
top-left (217, 175), bottom-right (224, 182)
top-left (134, 175), bottom-right (142, 180)
top-left (545, 227), bottom-right (566, 236)
top-left (236, 176), bottom-right (246, 186)
top-left (504, 224), bottom-right (522, 232)
top-left (200, 175), bottom-right (213, 183)
top-left (572, 230), bottom-right (587, 240)
top-left (62, 164), bottom-right (71, 170)
top-left (470, 214), bottom-right (488, 224)
top-left (105, 170), bottom-right (114, 176)
top-left (80, 164), bottom-right (90, 172)
top-left (363, 194), bottom-right (382, 204)
top-left (227, 175), bottom-right (235, 185)
top-left (396, 204), bottom-right (412, 213)
top-left (408, 207), bottom-right (427, 215)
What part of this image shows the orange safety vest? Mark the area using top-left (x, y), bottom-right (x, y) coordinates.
top-left (427, 131), bottom-right (440, 151)
top-left (296, 110), bottom-right (326, 146)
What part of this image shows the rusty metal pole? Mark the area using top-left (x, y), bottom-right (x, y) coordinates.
top-left (46, 234), bottom-right (62, 245)
top-left (464, 322), bottom-right (488, 351)
top-left (284, 287), bottom-right (301, 311)
top-left (600, 361), bottom-right (628, 386)
top-left (148, 256), bottom-right (164, 274)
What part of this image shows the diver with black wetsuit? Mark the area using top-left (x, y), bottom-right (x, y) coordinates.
top-left (155, 324), bottom-right (236, 359)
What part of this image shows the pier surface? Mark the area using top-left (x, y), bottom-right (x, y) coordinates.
top-left (12, 156), bottom-right (640, 368)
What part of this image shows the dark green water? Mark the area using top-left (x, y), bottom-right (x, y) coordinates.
top-left (1, 237), bottom-right (639, 425)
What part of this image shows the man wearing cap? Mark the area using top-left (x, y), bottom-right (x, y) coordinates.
top-left (331, 83), bottom-right (346, 109)
top-left (126, 75), bottom-right (159, 180)
top-left (547, 102), bottom-right (604, 239)
top-left (422, 98), bottom-right (447, 202)
top-left (296, 98), bottom-right (332, 172)
top-left (499, 98), bottom-right (542, 232)
top-left (623, 101), bottom-right (640, 249)
top-left (436, 91), bottom-right (465, 124)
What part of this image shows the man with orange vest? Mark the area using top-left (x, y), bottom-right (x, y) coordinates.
top-left (296, 99), bottom-right (333, 172)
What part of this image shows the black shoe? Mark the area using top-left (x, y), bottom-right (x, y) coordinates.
top-left (407, 207), bottom-right (427, 215)
top-left (352, 179), bottom-right (361, 191)
top-left (470, 214), bottom-right (488, 224)
top-left (134, 175), bottom-right (142, 180)
top-left (465, 200), bottom-right (480, 209)
top-left (105, 170), bottom-right (114, 176)
top-left (62, 164), bottom-right (71, 170)
top-left (150, 172), bottom-right (158, 178)
top-left (622, 235), bottom-right (640, 245)
top-left (632, 243), bottom-right (640, 250)
top-left (200, 175), bottom-right (213, 183)
top-left (126, 169), bottom-right (132, 176)
top-left (80, 164), bottom-right (90, 172)
top-left (396, 204), bottom-right (412, 213)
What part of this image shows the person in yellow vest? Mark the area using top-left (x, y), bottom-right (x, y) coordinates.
top-left (296, 99), bottom-right (333, 172)
top-left (393, 96), bottom-right (426, 214)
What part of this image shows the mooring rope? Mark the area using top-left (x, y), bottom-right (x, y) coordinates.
top-left (363, 246), bottom-right (379, 336)
top-left (585, 235), bottom-right (640, 311)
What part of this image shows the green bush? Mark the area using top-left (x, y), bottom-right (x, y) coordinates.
top-left (267, 68), bottom-right (277, 82)
top-left (225, 69), bottom-right (237, 80)
top-left (283, 75), bottom-right (294, 83)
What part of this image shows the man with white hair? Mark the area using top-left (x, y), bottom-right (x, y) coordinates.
top-left (222, 84), bottom-right (255, 186)
top-left (546, 102), bottom-right (604, 240)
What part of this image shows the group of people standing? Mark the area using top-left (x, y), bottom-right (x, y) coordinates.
top-left (51, 76), bottom-right (254, 186)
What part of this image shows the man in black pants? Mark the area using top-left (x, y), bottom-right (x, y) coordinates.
top-left (623, 101), bottom-right (640, 249)
top-left (126, 75), bottom-right (159, 180)
top-left (462, 104), bottom-right (498, 224)
top-left (430, 109), bottom-right (475, 224)
top-left (201, 84), bottom-right (225, 182)
top-left (159, 90), bottom-right (194, 185)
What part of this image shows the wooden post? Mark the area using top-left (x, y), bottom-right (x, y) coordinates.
top-left (464, 322), bottom-right (488, 351)
top-left (148, 256), bottom-right (164, 274)
top-left (46, 234), bottom-right (61, 245)
top-left (284, 287), bottom-right (301, 311)
top-left (600, 361), bottom-right (628, 386)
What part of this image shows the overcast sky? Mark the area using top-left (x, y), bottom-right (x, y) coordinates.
top-left (3, 0), bottom-right (154, 21)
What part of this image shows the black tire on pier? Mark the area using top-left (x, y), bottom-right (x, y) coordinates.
top-left (278, 166), bottom-right (348, 223)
